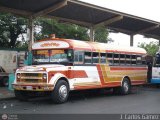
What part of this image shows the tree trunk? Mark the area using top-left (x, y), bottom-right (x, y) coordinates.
top-left (9, 26), bottom-right (20, 48)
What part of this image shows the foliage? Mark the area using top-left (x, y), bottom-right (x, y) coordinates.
top-left (0, 13), bottom-right (112, 49)
top-left (34, 18), bottom-right (89, 41)
top-left (94, 26), bottom-right (113, 43)
top-left (34, 18), bottom-right (112, 43)
top-left (138, 42), bottom-right (159, 56)
top-left (0, 12), bottom-right (27, 48)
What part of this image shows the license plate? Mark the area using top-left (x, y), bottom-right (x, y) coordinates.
top-left (26, 86), bottom-right (32, 90)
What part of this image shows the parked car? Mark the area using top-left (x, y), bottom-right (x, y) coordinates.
top-left (0, 66), bottom-right (9, 86)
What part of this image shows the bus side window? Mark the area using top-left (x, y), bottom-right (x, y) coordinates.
top-left (106, 53), bottom-right (113, 65)
top-left (100, 53), bottom-right (106, 64)
top-left (84, 52), bottom-right (92, 64)
top-left (137, 55), bottom-right (142, 65)
top-left (131, 55), bottom-right (136, 65)
top-left (92, 52), bottom-right (99, 64)
top-left (113, 53), bottom-right (119, 65)
top-left (142, 55), bottom-right (147, 65)
top-left (79, 52), bottom-right (84, 63)
top-left (126, 54), bottom-right (131, 65)
top-left (74, 51), bottom-right (84, 64)
top-left (120, 54), bottom-right (125, 65)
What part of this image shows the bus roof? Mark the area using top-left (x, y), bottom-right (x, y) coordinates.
top-left (32, 38), bottom-right (147, 55)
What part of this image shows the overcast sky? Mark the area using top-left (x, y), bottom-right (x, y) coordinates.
top-left (80, 0), bottom-right (159, 46)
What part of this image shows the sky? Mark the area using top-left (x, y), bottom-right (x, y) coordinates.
top-left (80, 0), bottom-right (159, 47)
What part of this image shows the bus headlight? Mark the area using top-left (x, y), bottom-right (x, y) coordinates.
top-left (17, 73), bottom-right (21, 79)
top-left (43, 73), bottom-right (47, 80)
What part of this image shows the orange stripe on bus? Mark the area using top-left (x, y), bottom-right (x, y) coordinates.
top-left (110, 67), bottom-right (147, 71)
top-left (131, 80), bottom-right (146, 85)
top-left (68, 70), bottom-right (88, 79)
top-left (106, 50), bottom-right (145, 55)
top-left (74, 85), bottom-right (101, 90)
top-left (48, 70), bottom-right (88, 81)
top-left (74, 82), bottom-right (121, 90)
top-left (97, 64), bottom-right (105, 85)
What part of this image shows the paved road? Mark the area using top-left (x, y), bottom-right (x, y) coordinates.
top-left (1, 86), bottom-right (160, 114)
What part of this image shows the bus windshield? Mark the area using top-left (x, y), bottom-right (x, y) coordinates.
top-left (32, 49), bottom-right (73, 65)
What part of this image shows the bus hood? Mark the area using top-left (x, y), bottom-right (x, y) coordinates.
top-left (17, 64), bottom-right (66, 72)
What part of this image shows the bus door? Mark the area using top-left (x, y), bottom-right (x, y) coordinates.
top-left (151, 67), bottom-right (160, 83)
top-left (151, 52), bottom-right (160, 84)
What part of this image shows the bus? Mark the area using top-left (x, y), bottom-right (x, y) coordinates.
top-left (12, 36), bottom-right (148, 103)
top-left (150, 51), bottom-right (160, 84)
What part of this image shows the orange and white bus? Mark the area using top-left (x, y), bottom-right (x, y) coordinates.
top-left (13, 36), bottom-right (148, 103)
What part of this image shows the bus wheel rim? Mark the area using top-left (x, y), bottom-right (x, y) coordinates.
top-left (123, 81), bottom-right (129, 92)
top-left (59, 85), bottom-right (67, 99)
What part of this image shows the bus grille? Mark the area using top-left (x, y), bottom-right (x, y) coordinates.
top-left (19, 73), bottom-right (46, 83)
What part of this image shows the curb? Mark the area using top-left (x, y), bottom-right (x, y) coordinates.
top-left (0, 87), bottom-right (15, 101)
top-left (0, 96), bottom-right (15, 101)
top-left (0, 94), bottom-right (16, 101)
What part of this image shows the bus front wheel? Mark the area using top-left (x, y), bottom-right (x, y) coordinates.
top-left (51, 80), bottom-right (69, 104)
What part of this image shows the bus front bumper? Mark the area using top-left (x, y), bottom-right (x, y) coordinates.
top-left (12, 83), bottom-right (54, 91)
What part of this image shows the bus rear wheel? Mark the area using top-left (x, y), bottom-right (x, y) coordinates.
top-left (120, 78), bottom-right (131, 95)
top-left (51, 80), bottom-right (69, 104)
top-left (113, 78), bottom-right (131, 95)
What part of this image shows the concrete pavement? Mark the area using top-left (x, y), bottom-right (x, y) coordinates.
top-left (0, 87), bottom-right (15, 100)
top-left (1, 86), bottom-right (160, 114)
top-left (0, 84), bottom-right (158, 101)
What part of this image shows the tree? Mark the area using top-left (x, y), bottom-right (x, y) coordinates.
top-left (94, 26), bottom-right (113, 43)
top-left (0, 13), bottom-right (112, 49)
top-left (0, 12), bottom-right (27, 48)
top-left (138, 42), bottom-right (159, 56)
top-left (34, 18), bottom-right (89, 41)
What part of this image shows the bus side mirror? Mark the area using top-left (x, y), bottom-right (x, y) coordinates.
top-left (68, 53), bottom-right (72, 60)
top-left (67, 50), bottom-right (73, 61)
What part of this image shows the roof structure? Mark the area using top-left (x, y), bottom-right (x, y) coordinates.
top-left (0, 0), bottom-right (160, 41)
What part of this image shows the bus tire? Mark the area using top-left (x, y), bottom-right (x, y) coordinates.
top-left (120, 78), bottom-right (131, 95)
top-left (14, 90), bottom-right (29, 101)
top-left (51, 80), bottom-right (69, 104)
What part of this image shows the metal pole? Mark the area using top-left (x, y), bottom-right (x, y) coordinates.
top-left (90, 27), bottom-right (95, 42)
top-left (28, 17), bottom-right (34, 51)
top-left (130, 34), bottom-right (134, 46)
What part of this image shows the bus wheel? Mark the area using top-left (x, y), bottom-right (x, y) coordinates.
top-left (51, 80), bottom-right (69, 104)
top-left (14, 90), bottom-right (29, 101)
top-left (120, 78), bottom-right (131, 95)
